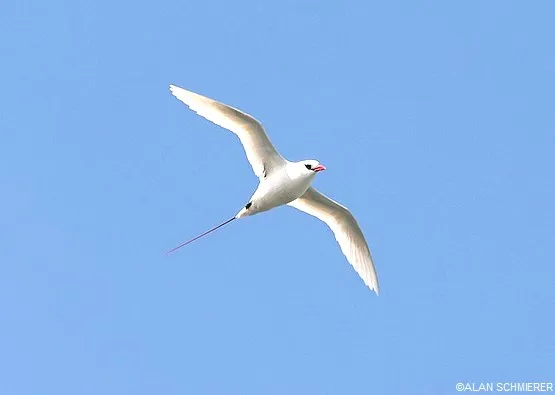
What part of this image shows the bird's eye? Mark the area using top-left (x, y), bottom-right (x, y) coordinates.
top-left (305, 164), bottom-right (312, 170)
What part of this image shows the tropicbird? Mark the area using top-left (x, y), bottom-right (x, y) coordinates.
top-left (168, 85), bottom-right (380, 294)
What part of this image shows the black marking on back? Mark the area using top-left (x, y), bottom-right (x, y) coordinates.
top-left (245, 202), bottom-right (252, 210)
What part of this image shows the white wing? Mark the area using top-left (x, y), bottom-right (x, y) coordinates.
top-left (288, 187), bottom-right (379, 294)
top-left (170, 85), bottom-right (285, 178)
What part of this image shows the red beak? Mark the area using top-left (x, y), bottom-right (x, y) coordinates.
top-left (313, 164), bottom-right (326, 172)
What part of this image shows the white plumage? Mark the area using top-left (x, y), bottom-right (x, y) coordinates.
top-left (169, 85), bottom-right (380, 294)
top-left (169, 85), bottom-right (284, 179)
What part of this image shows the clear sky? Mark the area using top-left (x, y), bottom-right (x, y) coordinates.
top-left (1, 0), bottom-right (554, 394)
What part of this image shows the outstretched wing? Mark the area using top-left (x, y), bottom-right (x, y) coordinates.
top-left (288, 187), bottom-right (379, 294)
top-left (170, 85), bottom-right (285, 178)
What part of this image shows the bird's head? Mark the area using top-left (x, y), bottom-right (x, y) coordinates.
top-left (300, 159), bottom-right (326, 175)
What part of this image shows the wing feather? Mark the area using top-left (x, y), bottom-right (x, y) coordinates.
top-left (170, 85), bottom-right (285, 178)
top-left (288, 187), bottom-right (379, 294)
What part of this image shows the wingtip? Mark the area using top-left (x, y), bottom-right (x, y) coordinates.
top-left (169, 84), bottom-right (196, 102)
top-left (373, 278), bottom-right (380, 295)
top-left (169, 84), bottom-right (187, 101)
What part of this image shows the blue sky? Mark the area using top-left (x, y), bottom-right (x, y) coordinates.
top-left (1, 0), bottom-right (554, 394)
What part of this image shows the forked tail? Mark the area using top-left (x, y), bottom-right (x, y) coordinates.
top-left (166, 216), bottom-right (237, 254)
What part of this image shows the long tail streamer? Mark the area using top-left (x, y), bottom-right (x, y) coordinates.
top-left (166, 217), bottom-right (236, 254)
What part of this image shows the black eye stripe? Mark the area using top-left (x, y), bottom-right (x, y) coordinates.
top-left (305, 164), bottom-right (312, 170)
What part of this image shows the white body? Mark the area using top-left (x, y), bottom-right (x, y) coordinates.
top-left (169, 85), bottom-right (380, 294)
top-left (237, 162), bottom-right (316, 218)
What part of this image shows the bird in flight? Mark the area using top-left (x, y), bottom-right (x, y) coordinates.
top-left (168, 85), bottom-right (379, 294)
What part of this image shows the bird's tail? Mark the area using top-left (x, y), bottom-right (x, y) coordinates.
top-left (166, 216), bottom-right (237, 254)
top-left (235, 207), bottom-right (249, 219)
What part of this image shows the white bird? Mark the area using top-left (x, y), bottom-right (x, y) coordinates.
top-left (168, 85), bottom-right (380, 294)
